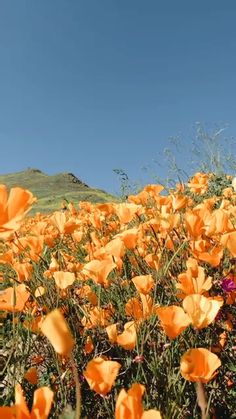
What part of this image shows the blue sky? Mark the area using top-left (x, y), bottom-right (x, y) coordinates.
top-left (0, 0), bottom-right (235, 194)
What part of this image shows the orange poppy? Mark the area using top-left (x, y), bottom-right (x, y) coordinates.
top-left (23, 316), bottom-right (43, 334)
top-left (114, 203), bottom-right (142, 224)
top-left (132, 275), bottom-right (154, 295)
top-left (13, 261), bottom-right (33, 282)
top-left (197, 246), bottom-right (223, 267)
top-left (171, 194), bottom-right (189, 211)
top-left (115, 383), bottom-right (162, 419)
top-left (144, 184), bottom-right (164, 196)
top-left (34, 286), bottom-right (45, 298)
top-left (116, 321), bottom-right (137, 350)
top-left (177, 259), bottom-right (212, 297)
top-left (187, 172), bottom-right (209, 194)
top-left (82, 257), bottom-right (116, 287)
top-left (140, 293), bottom-right (155, 319)
top-left (204, 208), bottom-right (233, 236)
top-left (84, 336), bottom-right (94, 354)
top-left (50, 211), bottom-right (78, 235)
top-left (156, 306), bottom-right (191, 339)
top-left (0, 185), bottom-right (36, 239)
top-left (0, 407), bottom-right (14, 418)
top-left (83, 357), bottom-right (121, 395)
top-left (16, 383), bottom-right (53, 418)
top-left (180, 348), bottom-right (221, 382)
top-left (106, 321), bottom-right (137, 350)
top-left (18, 236), bottom-right (44, 262)
top-left (81, 306), bottom-right (112, 329)
top-left (0, 284), bottom-right (30, 312)
top-left (0, 383), bottom-right (53, 418)
top-left (40, 309), bottom-right (74, 357)
top-left (182, 294), bottom-right (223, 329)
top-left (104, 237), bottom-right (125, 259)
top-left (75, 284), bottom-right (98, 306)
top-left (115, 383), bottom-right (145, 419)
top-left (184, 209), bottom-right (205, 238)
top-left (125, 297), bottom-right (143, 320)
top-left (116, 228), bottom-right (140, 249)
top-left (106, 323), bottom-right (118, 344)
top-left (221, 231), bottom-right (236, 257)
top-left (144, 253), bottom-right (160, 270)
top-left (53, 271), bottom-right (75, 290)
top-left (24, 367), bottom-right (38, 385)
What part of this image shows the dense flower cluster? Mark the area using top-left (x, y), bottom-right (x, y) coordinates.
top-left (1, 172), bottom-right (236, 418)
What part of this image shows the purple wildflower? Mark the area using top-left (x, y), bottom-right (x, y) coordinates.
top-left (221, 277), bottom-right (236, 293)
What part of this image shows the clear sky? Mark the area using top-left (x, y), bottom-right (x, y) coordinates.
top-left (0, 0), bottom-right (235, 194)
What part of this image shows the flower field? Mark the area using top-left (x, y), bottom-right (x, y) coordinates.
top-left (1, 172), bottom-right (236, 418)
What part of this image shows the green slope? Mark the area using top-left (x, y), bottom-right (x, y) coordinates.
top-left (0, 168), bottom-right (118, 213)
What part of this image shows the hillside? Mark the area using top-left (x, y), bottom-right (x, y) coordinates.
top-left (0, 168), bottom-right (117, 213)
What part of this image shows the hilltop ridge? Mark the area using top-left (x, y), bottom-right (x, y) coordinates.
top-left (0, 168), bottom-right (117, 213)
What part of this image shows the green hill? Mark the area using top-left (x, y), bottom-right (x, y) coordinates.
top-left (0, 168), bottom-right (118, 214)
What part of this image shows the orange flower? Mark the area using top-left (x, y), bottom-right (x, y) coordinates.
top-left (106, 323), bottom-right (118, 344)
top-left (116, 321), bottom-right (137, 350)
top-left (132, 275), bottom-right (154, 295)
top-left (204, 208), bottom-right (233, 236)
top-left (144, 184), bottom-right (164, 196)
top-left (0, 383), bottom-right (53, 418)
top-left (180, 348), bottom-right (221, 382)
top-left (221, 231), bottom-right (236, 257)
top-left (125, 297), bottom-right (143, 320)
top-left (83, 357), bottom-right (121, 395)
top-left (140, 293), bottom-right (154, 319)
top-left (40, 309), bottom-right (74, 357)
top-left (156, 306), bottom-right (191, 339)
top-left (84, 336), bottom-right (94, 354)
top-left (50, 211), bottom-right (78, 235)
top-left (82, 257), bottom-right (116, 286)
top-left (18, 236), bottom-right (44, 262)
top-left (24, 367), bottom-right (38, 385)
top-left (144, 253), bottom-right (159, 270)
top-left (103, 237), bottom-right (125, 259)
top-left (81, 306), bottom-right (112, 329)
top-left (0, 284), bottom-right (30, 312)
top-left (13, 261), bottom-right (33, 282)
top-left (184, 209), bottom-right (205, 238)
top-left (0, 407), bottom-right (14, 418)
top-left (114, 203), bottom-right (142, 224)
top-left (182, 294), bottom-right (223, 329)
top-left (53, 271), bottom-right (75, 289)
top-left (187, 172), bottom-right (209, 194)
top-left (34, 286), bottom-right (45, 298)
top-left (23, 316), bottom-right (43, 333)
top-left (115, 383), bottom-right (162, 419)
top-left (0, 185), bottom-right (36, 239)
top-left (197, 246), bottom-right (223, 267)
top-left (115, 383), bottom-right (145, 419)
top-left (176, 259), bottom-right (212, 297)
top-left (106, 322), bottom-right (137, 350)
top-left (117, 228), bottom-right (140, 249)
top-left (16, 383), bottom-right (53, 418)
top-left (171, 194), bottom-right (189, 211)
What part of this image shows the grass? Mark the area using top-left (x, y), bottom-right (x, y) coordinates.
top-left (1, 170), bottom-right (236, 418)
